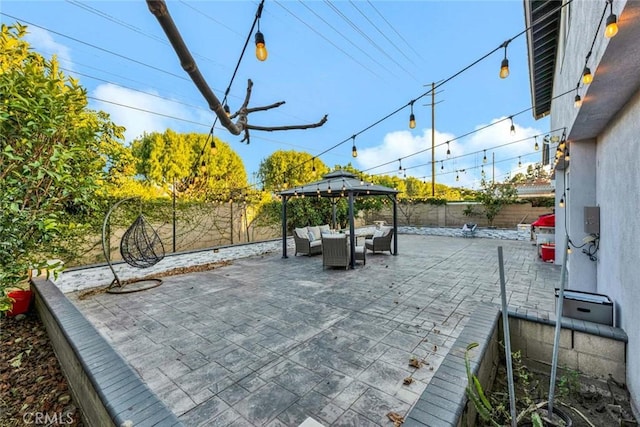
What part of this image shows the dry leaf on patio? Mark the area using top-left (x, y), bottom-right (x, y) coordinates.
top-left (409, 357), bottom-right (422, 369)
top-left (403, 377), bottom-right (414, 385)
top-left (387, 411), bottom-right (405, 426)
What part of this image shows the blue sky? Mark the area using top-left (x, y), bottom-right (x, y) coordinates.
top-left (2, 0), bottom-right (553, 189)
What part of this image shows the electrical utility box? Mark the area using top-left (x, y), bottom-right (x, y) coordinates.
top-left (584, 206), bottom-right (600, 234)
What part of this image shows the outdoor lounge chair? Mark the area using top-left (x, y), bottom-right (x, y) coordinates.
top-left (293, 227), bottom-right (322, 256)
top-left (365, 227), bottom-right (394, 254)
top-left (462, 223), bottom-right (477, 238)
top-left (321, 234), bottom-right (350, 269)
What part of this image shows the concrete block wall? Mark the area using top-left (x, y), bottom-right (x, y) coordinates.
top-left (508, 317), bottom-right (627, 384)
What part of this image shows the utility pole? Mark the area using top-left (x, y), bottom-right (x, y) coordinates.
top-left (431, 82), bottom-right (435, 196)
top-left (492, 152), bottom-right (495, 184)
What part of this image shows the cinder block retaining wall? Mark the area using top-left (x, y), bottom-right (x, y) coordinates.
top-left (404, 303), bottom-right (628, 427)
top-left (32, 278), bottom-right (182, 427)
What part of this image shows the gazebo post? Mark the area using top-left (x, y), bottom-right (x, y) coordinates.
top-left (332, 200), bottom-right (337, 230)
top-left (392, 195), bottom-right (398, 255)
top-left (281, 195), bottom-right (288, 258)
top-left (348, 191), bottom-right (355, 268)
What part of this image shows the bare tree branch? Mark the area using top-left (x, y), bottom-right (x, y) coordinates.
top-left (146, 0), bottom-right (328, 142)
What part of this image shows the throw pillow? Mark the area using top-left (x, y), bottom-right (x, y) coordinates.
top-left (308, 230), bottom-right (316, 241)
top-left (373, 229), bottom-right (384, 238)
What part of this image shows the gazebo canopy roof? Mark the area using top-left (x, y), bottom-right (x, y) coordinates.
top-left (279, 170), bottom-right (399, 198)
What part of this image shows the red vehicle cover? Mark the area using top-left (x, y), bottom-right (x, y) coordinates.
top-left (532, 213), bottom-right (555, 227)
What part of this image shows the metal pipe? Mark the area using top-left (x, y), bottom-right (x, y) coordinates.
top-left (498, 246), bottom-right (517, 427)
top-left (548, 244), bottom-right (569, 416)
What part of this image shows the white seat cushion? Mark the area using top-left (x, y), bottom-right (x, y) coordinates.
top-left (310, 239), bottom-right (322, 248)
top-left (295, 227), bottom-right (308, 239)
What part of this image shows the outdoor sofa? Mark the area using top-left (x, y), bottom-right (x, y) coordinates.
top-left (293, 224), bottom-right (330, 256)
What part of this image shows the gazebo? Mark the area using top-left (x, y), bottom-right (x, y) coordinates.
top-left (278, 170), bottom-right (400, 268)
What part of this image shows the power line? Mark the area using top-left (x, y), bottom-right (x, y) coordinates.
top-left (65, 0), bottom-right (225, 68)
top-left (366, 0), bottom-right (424, 61)
top-left (322, 0), bottom-right (418, 82)
top-left (1, 12), bottom-right (190, 81)
top-left (296, 0), bottom-right (398, 79)
top-left (349, 0), bottom-right (418, 68)
top-left (273, 0), bottom-right (383, 80)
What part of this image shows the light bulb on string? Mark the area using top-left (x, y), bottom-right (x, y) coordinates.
top-left (605, 1), bottom-right (619, 38)
top-left (441, 161), bottom-right (444, 171)
top-left (509, 116), bottom-right (516, 135)
top-left (574, 94), bottom-right (582, 108)
top-left (582, 66), bottom-right (593, 84)
top-left (312, 158), bottom-right (316, 173)
top-left (224, 104), bottom-right (231, 117)
top-left (559, 195), bottom-right (565, 208)
top-left (456, 173), bottom-right (459, 182)
top-left (210, 139), bottom-right (217, 154)
top-left (409, 101), bottom-right (416, 129)
top-left (534, 136), bottom-right (539, 151)
top-left (567, 245), bottom-right (572, 254)
top-left (446, 142), bottom-right (451, 157)
top-left (518, 156), bottom-right (522, 168)
top-left (483, 150), bottom-right (487, 163)
top-left (499, 41), bottom-right (510, 79)
top-left (398, 159), bottom-right (402, 172)
top-left (351, 135), bottom-right (358, 158)
top-left (255, 31), bottom-right (268, 61)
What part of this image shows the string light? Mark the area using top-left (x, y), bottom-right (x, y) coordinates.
top-left (210, 139), bottom-right (217, 154)
top-left (582, 66), bottom-right (593, 85)
top-left (559, 194), bottom-right (565, 208)
top-left (224, 104), bottom-right (231, 117)
top-left (499, 40), bottom-right (510, 79)
top-left (200, 159), bottom-right (206, 173)
top-left (605, 0), bottom-right (618, 38)
top-left (534, 136), bottom-right (539, 151)
top-left (312, 157), bottom-right (316, 173)
top-left (351, 135), bottom-right (358, 158)
top-left (565, 149), bottom-right (570, 161)
top-left (567, 245), bottom-right (572, 254)
top-left (446, 142), bottom-right (451, 157)
top-left (255, 31), bottom-right (267, 61)
top-left (574, 92), bottom-right (582, 108)
top-left (398, 159), bottom-right (403, 171)
top-left (509, 116), bottom-right (516, 135)
top-left (483, 149), bottom-right (487, 163)
top-left (518, 156), bottom-right (522, 168)
top-left (441, 161), bottom-right (444, 171)
top-left (409, 101), bottom-right (416, 129)
top-left (327, 182), bottom-right (332, 194)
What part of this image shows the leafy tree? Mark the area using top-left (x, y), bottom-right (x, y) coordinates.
top-left (131, 131), bottom-right (247, 201)
top-left (0, 24), bottom-right (123, 310)
top-left (476, 179), bottom-right (518, 227)
top-left (258, 150), bottom-right (328, 192)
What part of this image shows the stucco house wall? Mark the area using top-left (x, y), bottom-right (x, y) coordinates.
top-left (541, 0), bottom-right (640, 416)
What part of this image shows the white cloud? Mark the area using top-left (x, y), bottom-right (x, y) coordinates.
top-left (91, 84), bottom-right (207, 143)
top-left (358, 117), bottom-right (546, 189)
top-left (24, 27), bottom-right (74, 71)
top-left (356, 128), bottom-right (455, 177)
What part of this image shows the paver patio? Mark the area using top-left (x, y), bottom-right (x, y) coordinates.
top-left (67, 234), bottom-right (561, 426)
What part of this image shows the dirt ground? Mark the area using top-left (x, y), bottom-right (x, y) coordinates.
top-left (0, 311), bottom-right (84, 427)
top-left (488, 360), bottom-right (638, 426)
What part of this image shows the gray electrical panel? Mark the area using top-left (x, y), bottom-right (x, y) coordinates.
top-left (584, 206), bottom-right (600, 234)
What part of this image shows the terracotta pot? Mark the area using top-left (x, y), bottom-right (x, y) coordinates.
top-left (7, 289), bottom-right (33, 317)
